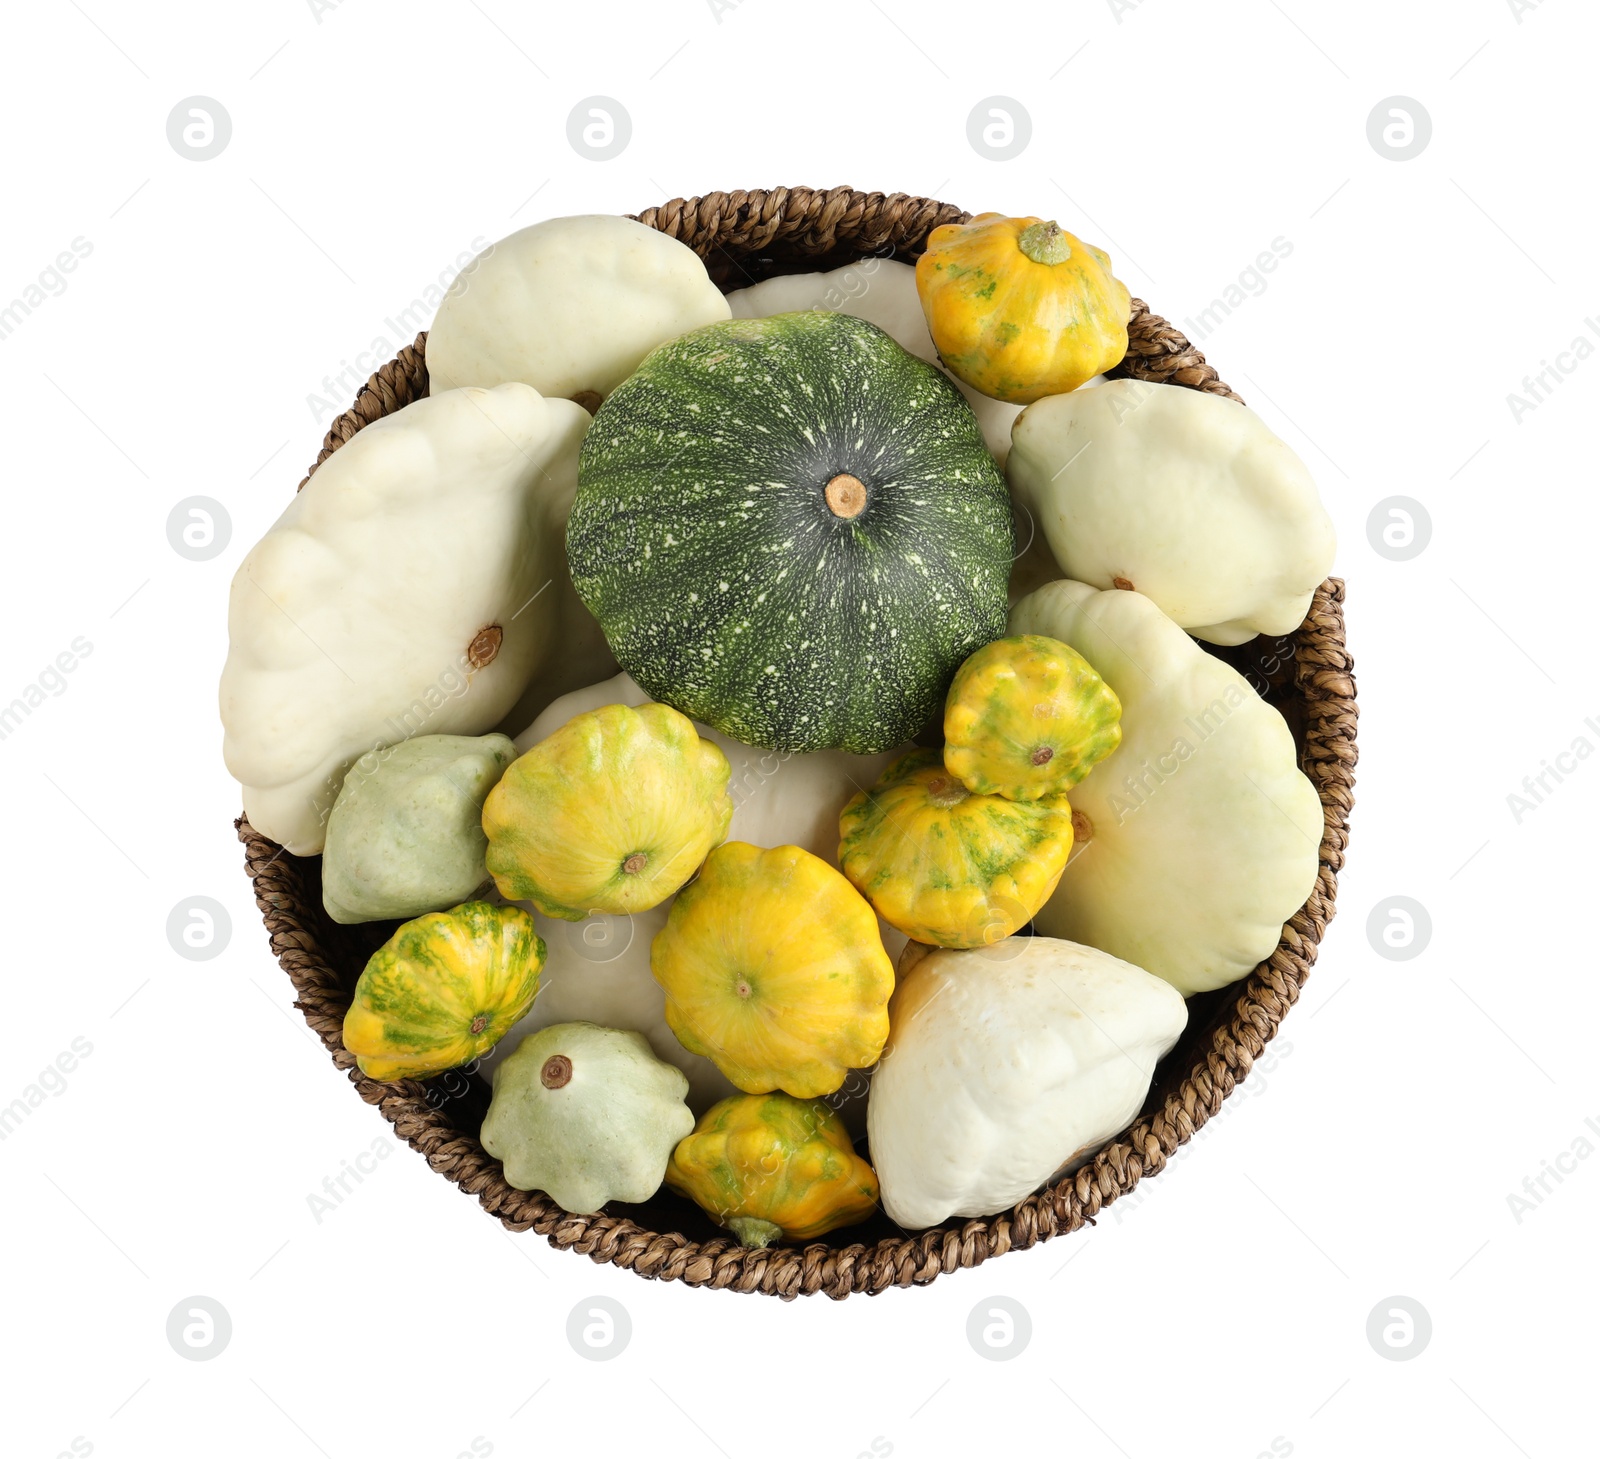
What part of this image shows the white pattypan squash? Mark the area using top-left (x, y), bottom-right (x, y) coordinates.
top-left (867, 936), bottom-right (1187, 1230)
top-left (1007, 379), bottom-right (1337, 644)
top-left (1010, 580), bottom-right (1322, 995)
top-left (477, 671), bottom-right (908, 1115)
top-left (426, 215), bottom-right (731, 403)
top-left (727, 259), bottom-right (1024, 465)
top-left (221, 384), bottom-right (606, 855)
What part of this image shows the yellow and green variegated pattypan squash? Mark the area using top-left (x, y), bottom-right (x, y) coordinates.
top-left (321, 732), bottom-right (517, 925)
top-left (943, 634), bottom-right (1122, 801)
top-left (915, 214), bottom-right (1130, 404)
top-left (343, 901), bottom-right (545, 1081)
top-left (511, 671), bottom-right (904, 872)
top-left (868, 936), bottom-right (1187, 1230)
top-left (480, 1021), bottom-right (694, 1214)
top-left (650, 842), bottom-right (894, 1099)
top-left (426, 215), bottom-right (731, 403)
top-left (1010, 579), bottom-right (1322, 995)
top-left (482, 702), bottom-right (733, 921)
top-left (666, 1092), bottom-right (879, 1247)
top-left (838, 748), bottom-right (1074, 950)
top-left (1007, 379), bottom-right (1337, 645)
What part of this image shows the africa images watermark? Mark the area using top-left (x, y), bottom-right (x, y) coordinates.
top-left (304, 235), bottom-right (489, 424)
top-left (1505, 317), bottom-right (1600, 423)
top-left (1104, 681), bottom-right (1251, 826)
top-left (305, 1136), bottom-right (397, 1223)
top-left (0, 236), bottom-right (93, 342)
top-left (0, 636), bottom-right (94, 743)
top-left (1504, 713), bottom-right (1600, 823)
top-left (0, 1037), bottom-right (94, 1141)
top-left (1113, 1039), bottom-right (1295, 1225)
top-left (1180, 237), bottom-right (1294, 345)
top-left (1506, 1113), bottom-right (1600, 1224)
top-left (302, 631), bottom-right (518, 834)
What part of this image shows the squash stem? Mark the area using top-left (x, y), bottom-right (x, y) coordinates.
top-left (1018, 220), bottom-right (1072, 266)
top-left (726, 1216), bottom-right (783, 1248)
top-left (824, 473), bottom-right (868, 519)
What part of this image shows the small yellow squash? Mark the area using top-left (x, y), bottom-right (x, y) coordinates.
top-left (343, 900), bottom-right (545, 1081)
top-left (838, 748), bottom-right (1074, 948)
top-left (666, 1092), bottom-right (880, 1247)
top-left (650, 841), bottom-right (894, 1098)
top-left (943, 634), bottom-right (1122, 800)
top-left (482, 702), bottom-right (732, 920)
top-left (915, 213), bottom-right (1130, 404)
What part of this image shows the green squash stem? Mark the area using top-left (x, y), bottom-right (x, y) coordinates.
top-left (726, 1216), bottom-right (783, 1248)
top-left (1018, 220), bottom-right (1072, 266)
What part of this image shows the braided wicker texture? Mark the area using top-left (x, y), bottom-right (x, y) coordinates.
top-left (243, 186), bottom-right (1357, 1299)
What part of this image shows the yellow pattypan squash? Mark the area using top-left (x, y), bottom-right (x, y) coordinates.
top-left (915, 213), bottom-right (1130, 404)
top-left (838, 748), bottom-right (1074, 949)
top-left (482, 702), bottom-right (732, 920)
top-left (649, 841), bottom-right (894, 1098)
top-left (343, 901), bottom-right (545, 1081)
top-left (667, 1092), bottom-right (880, 1247)
top-left (943, 634), bottom-right (1122, 801)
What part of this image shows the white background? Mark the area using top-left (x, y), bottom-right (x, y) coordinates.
top-left (2, 1), bottom-right (1594, 1456)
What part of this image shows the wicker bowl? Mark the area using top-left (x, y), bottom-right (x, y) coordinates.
top-left (238, 186), bottom-right (1357, 1300)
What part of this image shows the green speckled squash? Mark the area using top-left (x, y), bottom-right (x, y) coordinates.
top-left (567, 311), bottom-right (1015, 754)
top-left (342, 901), bottom-right (545, 1081)
top-left (838, 748), bottom-right (1074, 949)
top-left (943, 634), bottom-right (1122, 800)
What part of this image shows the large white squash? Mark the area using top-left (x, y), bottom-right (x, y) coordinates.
top-left (477, 671), bottom-right (907, 1113)
top-left (868, 937), bottom-right (1187, 1230)
top-left (1007, 379), bottom-right (1336, 644)
top-left (1010, 580), bottom-right (1322, 994)
top-left (727, 258), bottom-right (1024, 465)
top-left (426, 215), bottom-right (731, 402)
top-left (221, 384), bottom-right (603, 855)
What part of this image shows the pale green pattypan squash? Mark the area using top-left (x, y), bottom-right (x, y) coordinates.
top-left (220, 384), bottom-right (611, 855)
top-left (426, 215), bottom-right (730, 404)
top-left (321, 732), bottom-right (516, 924)
top-left (478, 671), bottom-right (908, 1116)
top-left (1010, 580), bottom-right (1322, 994)
top-left (867, 936), bottom-right (1187, 1230)
top-left (481, 1021), bottom-right (694, 1214)
top-left (727, 259), bottom-right (1024, 465)
top-left (1007, 380), bottom-right (1337, 644)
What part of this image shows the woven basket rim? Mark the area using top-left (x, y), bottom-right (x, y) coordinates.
top-left (239, 185), bottom-right (1358, 1300)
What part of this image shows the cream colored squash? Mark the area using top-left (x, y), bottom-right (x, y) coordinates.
top-left (727, 258), bottom-right (1025, 465)
top-left (867, 936), bottom-right (1187, 1230)
top-left (221, 384), bottom-right (608, 855)
top-left (426, 215), bottom-right (730, 402)
top-left (1007, 379), bottom-right (1337, 644)
top-left (1010, 579), bottom-right (1322, 994)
